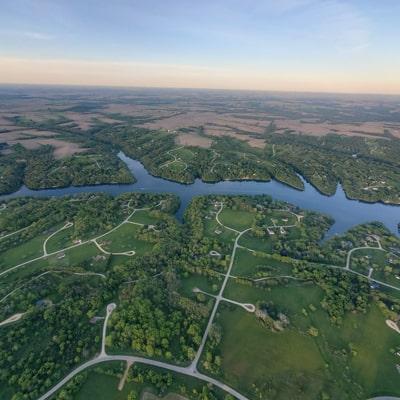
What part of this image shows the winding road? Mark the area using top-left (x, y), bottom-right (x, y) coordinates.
top-left (3, 200), bottom-right (400, 400)
top-left (37, 303), bottom-right (250, 400)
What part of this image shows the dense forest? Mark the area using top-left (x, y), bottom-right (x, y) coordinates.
top-left (1, 112), bottom-right (400, 205)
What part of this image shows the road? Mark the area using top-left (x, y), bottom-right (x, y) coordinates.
top-left (0, 226), bottom-right (30, 240)
top-left (37, 354), bottom-right (250, 400)
top-left (0, 270), bottom-right (105, 304)
top-left (189, 220), bottom-right (251, 372)
top-left (193, 288), bottom-right (255, 312)
top-left (0, 312), bottom-right (24, 327)
top-left (37, 302), bottom-right (249, 400)
top-left (215, 203), bottom-right (240, 234)
top-left (345, 245), bottom-right (384, 270)
top-left (4, 200), bottom-right (400, 400)
top-left (0, 201), bottom-right (163, 279)
top-left (43, 222), bottom-right (73, 256)
top-left (100, 303), bottom-right (116, 357)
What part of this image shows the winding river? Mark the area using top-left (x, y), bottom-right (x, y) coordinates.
top-left (0, 152), bottom-right (399, 240)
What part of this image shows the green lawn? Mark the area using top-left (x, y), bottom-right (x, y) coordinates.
top-left (46, 224), bottom-right (75, 253)
top-left (232, 248), bottom-right (292, 278)
top-left (207, 280), bottom-right (400, 399)
top-left (263, 209), bottom-right (298, 226)
top-left (179, 273), bottom-right (222, 299)
top-left (0, 234), bottom-right (47, 271)
top-left (206, 305), bottom-right (328, 399)
top-left (163, 160), bottom-right (187, 173)
top-left (130, 210), bottom-right (162, 226)
top-left (71, 362), bottom-right (223, 400)
top-left (219, 208), bottom-right (255, 231)
top-left (100, 223), bottom-right (154, 255)
top-left (73, 362), bottom-right (131, 400)
top-left (203, 217), bottom-right (236, 247)
top-left (174, 147), bottom-right (196, 162)
top-left (0, 242), bottom-right (106, 285)
top-left (351, 248), bottom-right (400, 287)
top-left (373, 266), bottom-right (400, 288)
top-left (238, 230), bottom-right (273, 253)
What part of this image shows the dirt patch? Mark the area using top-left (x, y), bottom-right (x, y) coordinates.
top-left (97, 116), bottom-right (124, 125)
top-left (144, 111), bottom-right (266, 134)
top-left (273, 120), bottom-right (400, 138)
top-left (16, 129), bottom-right (58, 137)
top-left (118, 361), bottom-right (133, 391)
top-left (4, 129), bottom-right (58, 138)
top-left (0, 131), bottom-right (29, 141)
top-left (386, 319), bottom-right (400, 334)
top-left (63, 112), bottom-right (96, 130)
top-left (176, 133), bottom-right (212, 148)
top-left (204, 127), bottom-right (266, 148)
top-left (0, 313), bottom-right (24, 327)
top-left (6, 138), bottom-right (88, 159)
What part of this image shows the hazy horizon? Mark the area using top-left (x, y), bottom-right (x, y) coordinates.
top-left (1, 1), bottom-right (400, 95)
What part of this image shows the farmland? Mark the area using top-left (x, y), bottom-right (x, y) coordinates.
top-left (1, 87), bottom-right (400, 204)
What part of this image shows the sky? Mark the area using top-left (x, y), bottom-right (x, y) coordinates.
top-left (0, 0), bottom-right (400, 94)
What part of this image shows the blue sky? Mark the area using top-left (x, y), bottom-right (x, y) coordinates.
top-left (1, 0), bottom-right (400, 93)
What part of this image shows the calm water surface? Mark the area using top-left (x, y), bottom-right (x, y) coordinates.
top-left (1, 152), bottom-right (399, 240)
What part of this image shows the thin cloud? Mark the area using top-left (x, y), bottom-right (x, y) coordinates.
top-left (0, 29), bottom-right (54, 41)
top-left (21, 31), bottom-right (54, 40)
top-left (315, 0), bottom-right (371, 53)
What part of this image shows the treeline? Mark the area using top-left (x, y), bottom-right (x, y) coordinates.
top-left (7, 111), bottom-right (400, 204)
top-left (0, 278), bottom-right (107, 400)
top-left (2, 144), bottom-right (134, 193)
top-left (0, 193), bottom-right (178, 254)
top-left (267, 132), bottom-right (400, 203)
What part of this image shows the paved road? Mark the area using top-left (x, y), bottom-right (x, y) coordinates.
top-left (189, 225), bottom-right (251, 372)
top-left (37, 301), bottom-right (249, 400)
top-left (100, 303), bottom-right (116, 357)
top-left (0, 270), bottom-right (105, 304)
top-left (43, 222), bottom-right (73, 256)
top-left (0, 312), bottom-right (24, 327)
top-left (0, 226), bottom-right (30, 240)
top-left (36, 354), bottom-right (250, 400)
top-left (8, 200), bottom-right (399, 400)
top-left (345, 245), bottom-right (384, 269)
top-left (215, 203), bottom-right (240, 234)
top-left (0, 201), bottom-right (162, 279)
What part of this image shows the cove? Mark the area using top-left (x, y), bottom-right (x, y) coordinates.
top-left (0, 152), bottom-right (399, 240)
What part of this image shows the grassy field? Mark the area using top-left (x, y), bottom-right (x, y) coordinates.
top-left (100, 224), bottom-right (154, 255)
top-left (203, 217), bottom-right (236, 247)
top-left (232, 248), bottom-right (292, 278)
top-left (208, 280), bottom-right (400, 399)
top-left (130, 210), bottom-right (162, 226)
top-left (238, 230), bottom-right (273, 253)
top-left (46, 224), bottom-right (75, 253)
top-left (178, 273), bottom-right (222, 299)
top-left (0, 234), bottom-right (47, 271)
top-left (71, 362), bottom-right (222, 400)
top-left (208, 304), bottom-right (328, 399)
top-left (219, 208), bottom-right (255, 231)
top-left (174, 147), bottom-right (196, 162)
top-left (263, 209), bottom-right (298, 227)
top-left (73, 362), bottom-right (133, 400)
top-left (351, 248), bottom-right (400, 287)
top-left (0, 242), bottom-right (107, 287)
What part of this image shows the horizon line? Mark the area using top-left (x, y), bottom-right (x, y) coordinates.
top-left (1, 81), bottom-right (400, 98)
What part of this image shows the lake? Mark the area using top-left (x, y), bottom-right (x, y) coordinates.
top-left (0, 152), bottom-right (399, 240)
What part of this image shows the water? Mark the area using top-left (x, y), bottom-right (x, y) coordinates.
top-left (0, 152), bottom-right (399, 240)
